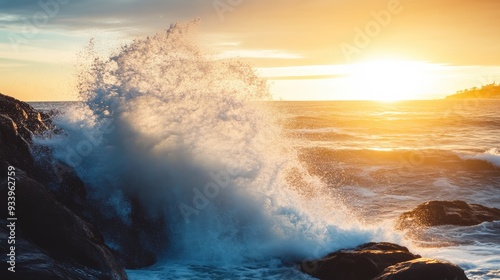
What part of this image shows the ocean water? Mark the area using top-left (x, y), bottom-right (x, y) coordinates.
top-left (31, 99), bottom-right (500, 279)
top-left (277, 100), bottom-right (500, 280)
top-left (30, 23), bottom-right (500, 279)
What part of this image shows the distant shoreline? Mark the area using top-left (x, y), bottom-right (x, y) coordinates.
top-left (446, 83), bottom-right (500, 99)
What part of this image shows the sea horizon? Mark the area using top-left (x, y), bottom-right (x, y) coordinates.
top-left (2, 1), bottom-right (500, 279)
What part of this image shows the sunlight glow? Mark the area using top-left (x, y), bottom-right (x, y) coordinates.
top-left (345, 60), bottom-right (440, 101)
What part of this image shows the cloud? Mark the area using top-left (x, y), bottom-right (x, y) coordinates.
top-left (0, 0), bottom-right (212, 31)
top-left (257, 65), bottom-right (350, 78)
top-left (0, 57), bottom-right (28, 69)
top-left (2, 0), bottom-right (500, 67)
top-left (0, 41), bottom-right (76, 64)
top-left (216, 49), bottom-right (302, 59)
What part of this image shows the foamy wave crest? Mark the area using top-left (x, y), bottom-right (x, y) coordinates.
top-left (39, 21), bottom-right (377, 265)
top-left (459, 148), bottom-right (500, 168)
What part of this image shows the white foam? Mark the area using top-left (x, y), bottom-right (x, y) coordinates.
top-left (416, 244), bottom-right (500, 280)
top-left (33, 21), bottom-right (500, 279)
top-left (459, 148), bottom-right (500, 168)
top-left (37, 22), bottom-right (379, 267)
top-left (432, 177), bottom-right (459, 189)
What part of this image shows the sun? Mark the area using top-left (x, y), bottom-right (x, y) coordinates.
top-left (345, 60), bottom-right (437, 101)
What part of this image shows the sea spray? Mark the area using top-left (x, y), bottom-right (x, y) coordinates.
top-left (37, 21), bottom-right (376, 265)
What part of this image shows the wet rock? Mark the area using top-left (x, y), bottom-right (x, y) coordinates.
top-left (0, 114), bottom-right (35, 174)
top-left (0, 93), bottom-right (128, 279)
top-left (397, 200), bottom-right (500, 228)
top-left (300, 242), bottom-right (421, 280)
top-left (0, 94), bottom-right (87, 216)
top-left (0, 174), bottom-right (127, 280)
top-left (0, 92), bottom-right (50, 140)
top-left (0, 220), bottom-right (119, 280)
top-left (0, 93), bottom-right (165, 271)
top-left (96, 196), bottom-right (163, 269)
top-left (373, 258), bottom-right (469, 280)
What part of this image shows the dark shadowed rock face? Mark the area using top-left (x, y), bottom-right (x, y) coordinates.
top-left (0, 220), bottom-right (118, 280)
top-left (101, 196), bottom-right (162, 269)
top-left (0, 93), bottom-right (58, 184)
top-left (0, 93), bottom-right (87, 212)
top-left (0, 174), bottom-right (127, 280)
top-left (0, 93), bottom-right (128, 279)
top-left (373, 258), bottom-right (469, 280)
top-left (300, 242), bottom-right (421, 280)
top-left (397, 200), bottom-right (500, 229)
top-left (0, 114), bottom-right (35, 174)
top-left (0, 93), bottom-right (160, 271)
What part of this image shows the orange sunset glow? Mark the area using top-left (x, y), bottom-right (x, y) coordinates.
top-left (1, 0), bottom-right (500, 101)
top-left (2, 1), bottom-right (500, 279)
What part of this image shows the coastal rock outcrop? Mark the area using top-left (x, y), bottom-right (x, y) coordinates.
top-left (300, 242), bottom-right (421, 280)
top-left (0, 113), bottom-right (36, 175)
top-left (0, 220), bottom-right (115, 280)
top-left (300, 242), bottom-right (469, 280)
top-left (397, 200), bottom-right (500, 229)
top-left (0, 176), bottom-right (127, 280)
top-left (97, 196), bottom-right (162, 269)
top-left (0, 92), bottom-right (50, 138)
top-left (373, 258), bottom-right (469, 280)
top-left (0, 93), bottom-right (128, 279)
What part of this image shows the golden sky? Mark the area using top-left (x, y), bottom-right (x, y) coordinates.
top-left (1, 0), bottom-right (500, 101)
